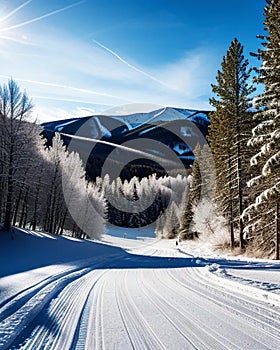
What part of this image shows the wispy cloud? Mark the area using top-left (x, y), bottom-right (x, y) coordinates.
top-left (0, 3), bottom-right (216, 123)
top-left (92, 38), bottom-right (177, 91)
top-left (33, 105), bottom-right (108, 123)
top-left (32, 95), bottom-right (114, 107)
top-left (0, 74), bottom-right (133, 103)
top-left (156, 48), bottom-right (217, 98)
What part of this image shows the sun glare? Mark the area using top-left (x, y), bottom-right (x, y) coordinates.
top-left (0, 0), bottom-right (83, 43)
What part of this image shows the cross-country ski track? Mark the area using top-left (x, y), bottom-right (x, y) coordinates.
top-left (0, 230), bottom-right (279, 349)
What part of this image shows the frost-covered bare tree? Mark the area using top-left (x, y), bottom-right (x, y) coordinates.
top-left (38, 133), bottom-right (106, 239)
top-left (61, 147), bottom-right (106, 239)
top-left (41, 133), bottom-right (66, 233)
top-left (11, 125), bottom-right (45, 228)
top-left (0, 80), bottom-right (107, 238)
top-left (0, 79), bottom-right (33, 230)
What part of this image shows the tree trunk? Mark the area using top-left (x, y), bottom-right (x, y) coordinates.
top-left (3, 147), bottom-right (14, 231)
top-left (276, 201), bottom-right (280, 260)
top-left (31, 183), bottom-right (40, 230)
top-left (23, 206), bottom-right (28, 228)
top-left (18, 203), bottom-right (25, 228)
top-left (237, 142), bottom-right (245, 249)
top-left (13, 185), bottom-right (26, 226)
top-left (48, 173), bottom-right (59, 234)
top-left (228, 157), bottom-right (235, 249)
top-left (59, 210), bottom-right (67, 235)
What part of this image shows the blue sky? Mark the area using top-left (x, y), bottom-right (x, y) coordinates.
top-left (0, 0), bottom-right (265, 122)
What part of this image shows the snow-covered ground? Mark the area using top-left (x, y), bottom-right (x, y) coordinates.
top-left (0, 228), bottom-right (279, 349)
top-left (178, 239), bottom-right (280, 296)
top-left (105, 225), bottom-right (155, 240)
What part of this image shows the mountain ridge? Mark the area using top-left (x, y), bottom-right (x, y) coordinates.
top-left (42, 107), bottom-right (210, 179)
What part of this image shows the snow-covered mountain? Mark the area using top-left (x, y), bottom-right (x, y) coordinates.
top-left (112, 106), bottom-right (209, 127)
top-left (42, 107), bottom-right (210, 179)
top-left (43, 107), bottom-right (209, 137)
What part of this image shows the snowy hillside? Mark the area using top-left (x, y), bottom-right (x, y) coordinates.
top-left (42, 107), bottom-right (209, 137)
top-left (112, 107), bottom-right (209, 127)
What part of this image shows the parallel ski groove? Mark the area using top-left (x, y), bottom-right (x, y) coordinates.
top-left (169, 267), bottom-right (280, 341)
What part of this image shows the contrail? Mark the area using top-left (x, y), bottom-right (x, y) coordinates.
top-left (92, 39), bottom-right (176, 91)
top-left (0, 1), bottom-right (85, 32)
top-left (0, 75), bottom-right (134, 103)
top-left (0, 0), bottom-right (33, 23)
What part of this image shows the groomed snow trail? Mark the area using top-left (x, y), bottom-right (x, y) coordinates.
top-left (0, 240), bottom-right (280, 349)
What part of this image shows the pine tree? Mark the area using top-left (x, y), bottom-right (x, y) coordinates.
top-left (155, 212), bottom-right (165, 237)
top-left (243, 0), bottom-right (280, 258)
top-left (179, 144), bottom-right (215, 240)
top-left (162, 201), bottom-right (180, 239)
top-left (179, 145), bottom-right (201, 240)
top-left (179, 184), bottom-right (194, 240)
top-left (208, 38), bottom-right (256, 249)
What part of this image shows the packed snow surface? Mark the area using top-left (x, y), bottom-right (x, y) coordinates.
top-left (0, 228), bottom-right (279, 349)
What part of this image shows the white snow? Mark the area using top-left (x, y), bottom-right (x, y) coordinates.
top-left (111, 107), bottom-right (209, 127)
top-left (0, 228), bottom-right (279, 349)
top-left (178, 238), bottom-right (280, 286)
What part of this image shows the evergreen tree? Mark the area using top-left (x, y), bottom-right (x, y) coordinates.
top-left (179, 183), bottom-right (194, 240)
top-left (162, 201), bottom-right (180, 239)
top-left (243, 0), bottom-right (280, 258)
top-left (179, 144), bottom-right (215, 240)
top-left (208, 38), bottom-right (256, 249)
top-left (179, 145), bottom-right (201, 240)
top-left (155, 211), bottom-right (165, 237)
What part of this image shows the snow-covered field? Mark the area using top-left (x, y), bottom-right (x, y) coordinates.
top-left (0, 228), bottom-right (279, 349)
top-left (105, 225), bottom-right (155, 240)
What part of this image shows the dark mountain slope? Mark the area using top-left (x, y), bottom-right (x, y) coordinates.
top-left (42, 107), bottom-right (210, 179)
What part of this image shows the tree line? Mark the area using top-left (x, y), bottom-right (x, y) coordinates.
top-left (0, 83), bottom-right (105, 239)
top-left (97, 173), bottom-right (187, 231)
top-left (0, 81), bottom-right (187, 239)
top-left (179, 0), bottom-right (279, 259)
top-left (0, 0), bottom-right (278, 259)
